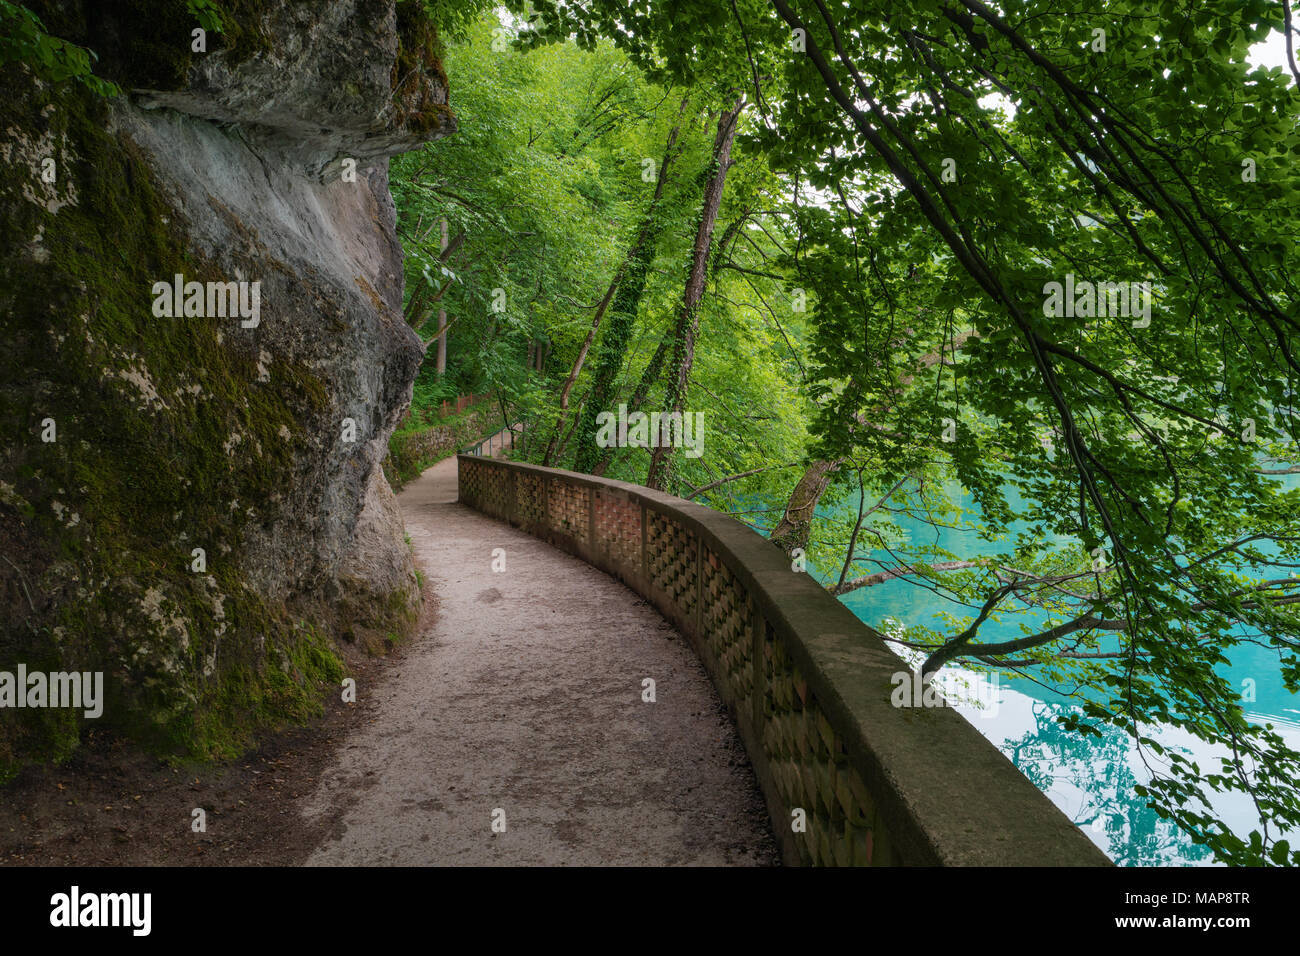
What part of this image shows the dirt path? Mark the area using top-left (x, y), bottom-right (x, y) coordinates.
top-left (300, 445), bottom-right (779, 865)
top-left (0, 440), bottom-right (777, 866)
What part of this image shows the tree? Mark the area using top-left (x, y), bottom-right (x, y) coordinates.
top-left (565, 95), bottom-right (695, 471)
top-left (646, 94), bottom-right (747, 490)
top-left (513, 0), bottom-right (1300, 865)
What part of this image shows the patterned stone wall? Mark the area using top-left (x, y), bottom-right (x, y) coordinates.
top-left (456, 455), bottom-right (1111, 867)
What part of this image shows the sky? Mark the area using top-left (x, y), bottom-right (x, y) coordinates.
top-left (1251, 26), bottom-right (1297, 76)
top-left (973, 27), bottom-right (1296, 118)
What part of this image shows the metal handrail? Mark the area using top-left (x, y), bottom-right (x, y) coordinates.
top-left (459, 423), bottom-right (523, 458)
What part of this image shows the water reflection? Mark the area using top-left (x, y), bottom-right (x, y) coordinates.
top-left (822, 477), bottom-right (1300, 865)
top-left (934, 661), bottom-right (1300, 865)
top-left (995, 696), bottom-right (1213, 865)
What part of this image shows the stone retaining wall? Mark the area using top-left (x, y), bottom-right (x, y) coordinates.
top-left (385, 401), bottom-right (497, 490)
top-left (458, 455), bottom-right (1111, 867)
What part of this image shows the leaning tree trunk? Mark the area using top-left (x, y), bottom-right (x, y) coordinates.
top-left (645, 94), bottom-right (745, 491)
top-left (768, 458), bottom-right (841, 555)
top-left (539, 101), bottom-right (685, 468)
top-left (569, 97), bottom-right (694, 473)
top-left (592, 212), bottom-right (747, 477)
top-left (435, 217), bottom-right (448, 374)
top-left (767, 331), bottom-right (974, 557)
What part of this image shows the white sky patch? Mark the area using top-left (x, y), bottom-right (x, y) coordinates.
top-left (1249, 27), bottom-right (1295, 80)
top-left (979, 91), bottom-right (1017, 119)
top-left (978, 27), bottom-right (1293, 120)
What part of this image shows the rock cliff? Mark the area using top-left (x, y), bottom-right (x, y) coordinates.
top-left (0, 0), bottom-right (453, 771)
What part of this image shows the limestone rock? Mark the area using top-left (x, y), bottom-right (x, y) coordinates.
top-left (0, 0), bottom-right (452, 768)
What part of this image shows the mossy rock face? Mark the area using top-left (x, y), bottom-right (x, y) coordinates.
top-left (0, 0), bottom-right (452, 778)
top-left (27, 0), bottom-right (280, 91)
top-left (392, 0), bottom-right (453, 137)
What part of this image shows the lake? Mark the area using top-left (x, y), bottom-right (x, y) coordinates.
top-left (821, 479), bottom-right (1300, 865)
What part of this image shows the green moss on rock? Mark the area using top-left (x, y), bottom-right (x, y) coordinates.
top-left (0, 62), bottom-right (351, 775)
top-left (25, 0), bottom-right (284, 92)
top-left (384, 401), bottom-right (499, 491)
top-left (392, 0), bottom-right (455, 136)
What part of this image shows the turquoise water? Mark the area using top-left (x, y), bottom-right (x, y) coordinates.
top-left (823, 482), bottom-right (1300, 865)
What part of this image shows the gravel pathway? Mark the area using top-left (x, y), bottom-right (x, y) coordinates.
top-left (301, 446), bottom-right (779, 865)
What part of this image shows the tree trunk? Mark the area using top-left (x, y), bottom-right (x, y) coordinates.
top-left (540, 261), bottom-right (629, 465)
top-left (569, 97), bottom-right (695, 473)
top-left (768, 458), bottom-right (840, 554)
top-left (645, 94), bottom-right (745, 491)
top-left (405, 229), bottom-right (465, 328)
top-left (590, 332), bottom-right (671, 476)
top-left (435, 217), bottom-right (448, 375)
top-left (591, 213), bottom-right (746, 477)
top-left (767, 332), bottom-right (975, 557)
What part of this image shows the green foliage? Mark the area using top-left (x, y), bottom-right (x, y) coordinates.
top-left (0, 1), bottom-right (119, 95)
top-left (0, 0), bottom-right (248, 96)
top-left (405, 0), bottom-right (497, 45)
top-left (385, 398), bottom-right (501, 489)
top-left (432, 13), bottom-right (800, 496)
top-left (478, 0), bottom-right (1300, 864)
top-left (186, 0), bottom-right (225, 33)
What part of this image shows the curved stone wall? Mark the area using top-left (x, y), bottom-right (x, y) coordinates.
top-left (458, 455), bottom-right (1111, 867)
